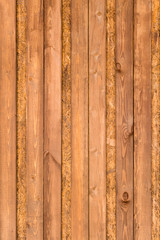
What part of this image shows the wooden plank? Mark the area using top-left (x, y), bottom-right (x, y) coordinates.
top-left (62, 0), bottom-right (72, 238)
top-left (152, 0), bottom-right (160, 238)
top-left (89, 0), bottom-right (106, 239)
top-left (116, 0), bottom-right (134, 238)
top-left (26, 0), bottom-right (43, 238)
top-left (71, 0), bottom-right (88, 238)
top-left (134, 0), bottom-right (152, 239)
top-left (0, 0), bottom-right (16, 239)
top-left (106, 0), bottom-right (116, 239)
top-left (17, 0), bottom-right (27, 238)
top-left (44, 0), bottom-right (62, 239)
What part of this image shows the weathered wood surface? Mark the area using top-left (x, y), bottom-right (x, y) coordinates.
top-left (134, 1), bottom-right (152, 239)
top-left (89, 0), bottom-right (106, 239)
top-left (44, 0), bottom-right (62, 239)
top-left (62, 0), bottom-right (72, 238)
top-left (152, 0), bottom-right (160, 238)
top-left (0, 0), bottom-right (16, 239)
top-left (71, 0), bottom-right (89, 239)
top-left (106, 1), bottom-right (116, 238)
top-left (17, 0), bottom-right (27, 239)
top-left (116, 0), bottom-right (134, 238)
top-left (0, 0), bottom-right (159, 239)
top-left (26, 0), bottom-right (43, 238)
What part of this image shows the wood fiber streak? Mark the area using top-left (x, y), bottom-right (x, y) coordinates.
top-left (106, 0), bottom-right (116, 239)
top-left (0, 0), bottom-right (16, 239)
top-left (71, 0), bottom-right (88, 238)
top-left (116, 0), bottom-right (134, 238)
top-left (26, 0), bottom-right (43, 238)
top-left (89, 0), bottom-right (106, 239)
top-left (62, 0), bottom-right (71, 239)
top-left (134, 0), bottom-right (152, 239)
top-left (17, 0), bottom-right (27, 239)
top-left (152, 0), bottom-right (160, 238)
top-left (44, 0), bottom-right (62, 239)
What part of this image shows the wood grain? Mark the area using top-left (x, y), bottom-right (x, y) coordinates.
top-left (152, 0), bottom-right (160, 238)
top-left (62, 0), bottom-right (72, 238)
top-left (134, 0), bottom-right (152, 239)
top-left (106, 0), bottom-right (116, 239)
top-left (0, 0), bottom-right (16, 239)
top-left (0, 1), bottom-right (158, 239)
top-left (71, 0), bottom-right (89, 238)
top-left (116, 0), bottom-right (134, 238)
top-left (26, 0), bottom-right (43, 238)
top-left (17, 0), bottom-right (27, 238)
top-left (44, 0), bottom-right (62, 239)
top-left (89, 0), bottom-right (106, 239)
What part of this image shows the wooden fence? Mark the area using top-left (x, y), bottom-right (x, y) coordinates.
top-left (0, 0), bottom-right (159, 239)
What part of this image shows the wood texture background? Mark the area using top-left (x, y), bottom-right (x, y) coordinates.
top-left (89, 0), bottom-right (106, 238)
top-left (134, 1), bottom-right (152, 239)
top-left (0, 0), bottom-right (16, 239)
top-left (116, 0), bottom-right (134, 238)
top-left (44, 0), bottom-right (62, 238)
top-left (0, 0), bottom-right (159, 239)
top-left (71, 0), bottom-right (88, 238)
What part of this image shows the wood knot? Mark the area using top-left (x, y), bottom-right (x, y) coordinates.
top-left (122, 192), bottom-right (129, 203)
top-left (116, 62), bottom-right (121, 72)
top-left (96, 11), bottom-right (102, 17)
top-left (128, 124), bottom-right (134, 136)
top-left (89, 186), bottom-right (97, 197)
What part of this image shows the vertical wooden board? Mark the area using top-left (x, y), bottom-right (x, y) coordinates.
top-left (17, 0), bottom-right (27, 238)
top-left (0, 0), bottom-right (16, 239)
top-left (116, 0), bottom-right (134, 238)
top-left (71, 0), bottom-right (88, 239)
top-left (44, 0), bottom-right (62, 239)
top-left (62, 0), bottom-right (72, 239)
top-left (89, 0), bottom-right (106, 239)
top-left (134, 0), bottom-right (152, 239)
top-left (152, 0), bottom-right (160, 238)
top-left (26, 0), bottom-right (43, 238)
top-left (106, 0), bottom-right (116, 239)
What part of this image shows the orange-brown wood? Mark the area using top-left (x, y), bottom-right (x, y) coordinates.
top-left (0, 0), bottom-right (16, 239)
top-left (134, 1), bottom-right (152, 239)
top-left (152, 0), bottom-right (160, 238)
top-left (106, 0), bottom-right (116, 239)
top-left (44, 0), bottom-right (62, 239)
top-left (89, 0), bottom-right (106, 239)
top-left (71, 0), bottom-right (89, 239)
top-left (116, 0), bottom-right (134, 238)
top-left (62, 0), bottom-right (72, 238)
top-left (17, 0), bottom-right (27, 238)
top-left (0, 1), bottom-right (157, 239)
top-left (26, 0), bottom-right (43, 238)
